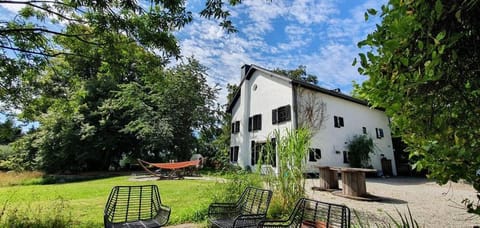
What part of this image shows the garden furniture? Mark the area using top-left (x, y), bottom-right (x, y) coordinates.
top-left (330, 167), bottom-right (376, 199)
top-left (257, 198), bottom-right (351, 228)
top-left (104, 185), bottom-right (171, 228)
top-left (208, 186), bottom-right (273, 228)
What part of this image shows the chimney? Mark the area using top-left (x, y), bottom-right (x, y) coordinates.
top-left (333, 88), bottom-right (341, 93)
top-left (241, 64), bottom-right (251, 80)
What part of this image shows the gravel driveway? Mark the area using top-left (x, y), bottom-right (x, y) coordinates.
top-left (306, 177), bottom-right (480, 227)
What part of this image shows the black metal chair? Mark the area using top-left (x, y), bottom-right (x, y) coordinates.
top-left (208, 186), bottom-right (273, 228)
top-left (104, 185), bottom-right (171, 228)
top-left (257, 198), bottom-right (351, 228)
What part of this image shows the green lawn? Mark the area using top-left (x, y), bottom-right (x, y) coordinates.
top-left (0, 175), bottom-right (224, 227)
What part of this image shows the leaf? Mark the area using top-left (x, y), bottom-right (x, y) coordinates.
top-left (359, 53), bottom-right (368, 68)
top-left (352, 58), bottom-right (357, 66)
top-left (455, 10), bottom-right (462, 23)
top-left (367, 8), bottom-right (377, 15)
top-left (364, 12), bottom-right (369, 21)
top-left (436, 31), bottom-right (446, 41)
top-left (435, 0), bottom-right (443, 19)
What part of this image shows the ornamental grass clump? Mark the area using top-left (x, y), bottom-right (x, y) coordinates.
top-left (260, 128), bottom-right (312, 218)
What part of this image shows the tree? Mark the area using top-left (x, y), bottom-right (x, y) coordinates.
top-left (0, 0), bottom-right (241, 111)
top-left (273, 65), bottom-right (318, 84)
top-left (0, 118), bottom-right (22, 144)
top-left (355, 0), bottom-right (480, 214)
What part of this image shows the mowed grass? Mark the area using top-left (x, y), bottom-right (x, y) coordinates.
top-left (0, 175), bottom-right (224, 227)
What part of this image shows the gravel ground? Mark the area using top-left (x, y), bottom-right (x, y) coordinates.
top-left (306, 177), bottom-right (480, 227)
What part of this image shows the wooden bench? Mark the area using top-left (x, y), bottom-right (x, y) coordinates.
top-left (257, 198), bottom-right (351, 228)
top-left (208, 187), bottom-right (273, 228)
top-left (104, 185), bottom-right (171, 228)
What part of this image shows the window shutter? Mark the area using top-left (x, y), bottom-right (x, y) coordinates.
top-left (272, 109), bottom-right (278, 124)
top-left (362, 127), bottom-right (367, 134)
top-left (334, 116), bottom-right (339, 128)
top-left (253, 114), bottom-right (262, 130)
top-left (231, 123), bottom-right (235, 133)
top-left (285, 105), bottom-right (291, 121)
top-left (339, 117), bottom-right (344, 127)
top-left (248, 117), bottom-right (252, 132)
top-left (271, 138), bottom-right (276, 167)
top-left (233, 146), bottom-right (239, 162)
top-left (379, 128), bottom-right (384, 138)
top-left (315, 149), bottom-right (321, 160)
top-left (309, 149), bottom-right (315, 161)
top-left (230, 147), bottom-right (233, 162)
top-left (251, 141), bottom-right (255, 165)
top-left (235, 121), bottom-right (240, 133)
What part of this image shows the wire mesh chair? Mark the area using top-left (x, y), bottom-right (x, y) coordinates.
top-left (257, 198), bottom-right (351, 228)
top-left (208, 186), bottom-right (273, 228)
top-left (104, 185), bottom-right (171, 228)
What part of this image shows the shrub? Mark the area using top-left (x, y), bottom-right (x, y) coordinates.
top-left (347, 134), bottom-right (375, 168)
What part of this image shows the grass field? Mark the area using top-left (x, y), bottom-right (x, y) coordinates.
top-left (0, 174), bottom-right (224, 227)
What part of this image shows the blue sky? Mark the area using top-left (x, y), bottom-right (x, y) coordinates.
top-left (0, 0), bottom-right (386, 118)
top-left (176, 0), bottom-right (386, 104)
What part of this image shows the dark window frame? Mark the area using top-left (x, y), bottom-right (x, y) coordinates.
top-left (308, 148), bottom-right (321, 162)
top-left (343, 151), bottom-right (349, 163)
top-left (272, 105), bottom-right (291, 124)
top-left (334, 115), bottom-right (344, 128)
top-left (230, 146), bottom-right (239, 163)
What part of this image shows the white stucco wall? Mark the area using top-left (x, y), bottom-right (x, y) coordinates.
top-left (230, 69), bottom-right (293, 170)
top-left (298, 88), bottom-right (397, 175)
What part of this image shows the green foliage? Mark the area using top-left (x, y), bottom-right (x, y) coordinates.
top-left (0, 0), bottom-right (241, 111)
top-left (355, 0), bottom-right (480, 215)
top-left (261, 128), bottom-right (312, 218)
top-left (347, 135), bottom-right (375, 168)
top-left (272, 65), bottom-right (318, 84)
top-left (212, 171), bottom-right (262, 203)
top-left (12, 29), bottom-right (219, 172)
top-left (0, 118), bottom-right (22, 144)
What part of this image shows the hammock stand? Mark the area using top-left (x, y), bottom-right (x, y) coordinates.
top-left (137, 159), bottom-right (202, 180)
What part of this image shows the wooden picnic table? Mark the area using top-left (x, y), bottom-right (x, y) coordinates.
top-left (315, 166), bottom-right (339, 191)
top-left (330, 167), bottom-right (376, 198)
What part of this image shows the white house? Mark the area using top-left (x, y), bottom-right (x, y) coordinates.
top-left (227, 64), bottom-right (397, 176)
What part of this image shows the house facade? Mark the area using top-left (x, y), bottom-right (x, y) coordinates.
top-left (227, 64), bottom-right (397, 176)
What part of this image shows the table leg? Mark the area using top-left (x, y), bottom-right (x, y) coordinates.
top-left (342, 171), bottom-right (367, 197)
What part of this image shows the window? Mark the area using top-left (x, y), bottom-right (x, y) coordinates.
top-left (343, 151), bottom-right (349, 163)
top-left (251, 140), bottom-right (276, 167)
top-left (248, 114), bottom-right (262, 131)
top-left (272, 105), bottom-right (291, 124)
top-left (231, 121), bottom-right (240, 134)
top-left (230, 146), bottom-right (239, 163)
top-left (308, 148), bottom-right (321, 162)
top-left (362, 127), bottom-right (367, 134)
top-left (334, 116), bottom-right (344, 128)
top-left (376, 128), bottom-right (384, 139)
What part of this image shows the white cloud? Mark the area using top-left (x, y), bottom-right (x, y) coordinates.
top-left (288, 0), bottom-right (338, 25)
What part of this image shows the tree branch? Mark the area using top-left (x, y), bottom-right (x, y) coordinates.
top-left (1, 27), bottom-right (104, 46)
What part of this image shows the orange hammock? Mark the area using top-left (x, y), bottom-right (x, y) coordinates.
top-left (137, 159), bottom-right (202, 179)
top-left (138, 159), bottom-right (200, 170)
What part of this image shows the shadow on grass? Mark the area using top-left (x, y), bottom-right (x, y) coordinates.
top-left (27, 171), bottom-right (130, 185)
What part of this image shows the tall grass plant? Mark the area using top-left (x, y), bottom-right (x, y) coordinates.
top-left (260, 128), bottom-right (312, 218)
